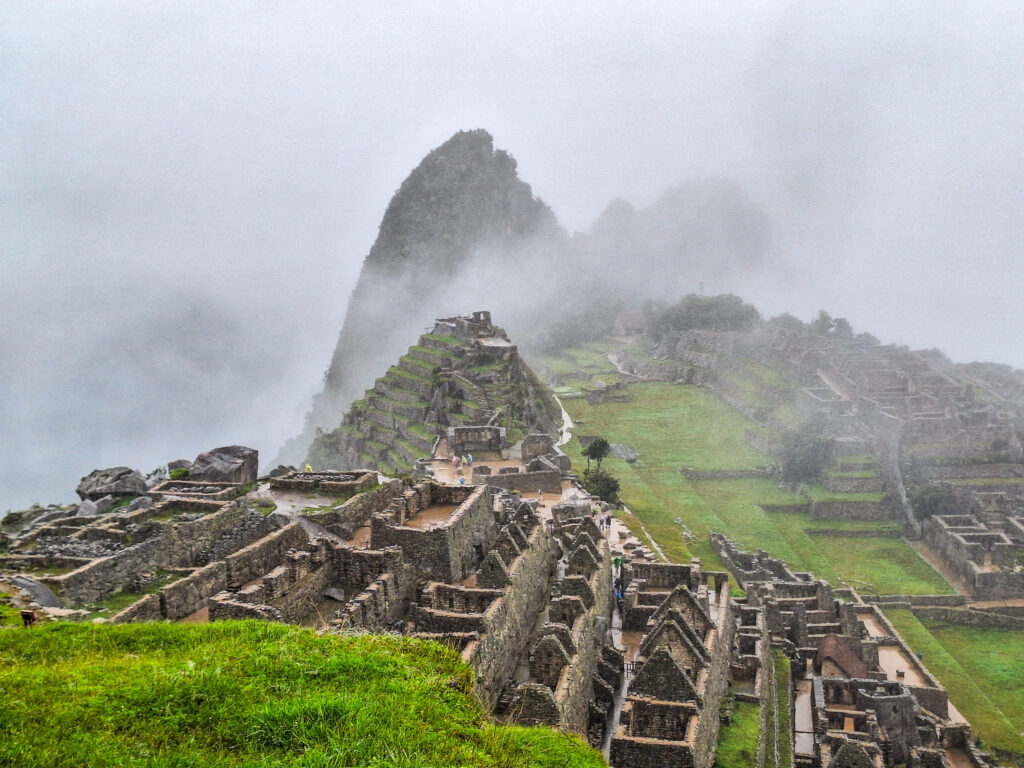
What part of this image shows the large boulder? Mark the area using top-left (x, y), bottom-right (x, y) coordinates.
top-left (190, 445), bottom-right (258, 486)
top-left (76, 467), bottom-right (148, 501)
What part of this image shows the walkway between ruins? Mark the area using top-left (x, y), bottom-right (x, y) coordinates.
top-left (794, 675), bottom-right (814, 755)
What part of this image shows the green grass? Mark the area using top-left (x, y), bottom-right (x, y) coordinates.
top-left (0, 589), bottom-right (22, 626)
top-left (715, 700), bottom-right (760, 768)
top-left (421, 333), bottom-right (463, 347)
top-left (774, 651), bottom-right (793, 768)
top-left (0, 622), bottom-right (606, 768)
top-left (883, 609), bottom-right (1024, 759)
top-left (824, 469), bottom-right (878, 479)
top-left (558, 381), bottom-right (946, 592)
top-left (84, 571), bottom-right (182, 617)
top-left (803, 485), bottom-right (884, 503)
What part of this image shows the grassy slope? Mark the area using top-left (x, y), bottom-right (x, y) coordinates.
top-left (560, 380), bottom-right (950, 594)
top-left (714, 701), bottom-right (760, 768)
top-left (883, 609), bottom-right (1024, 758)
top-left (0, 622), bottom-right (605, 768)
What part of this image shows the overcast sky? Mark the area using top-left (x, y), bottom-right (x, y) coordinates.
top-left (2, 1), bottom-right (1022, 510)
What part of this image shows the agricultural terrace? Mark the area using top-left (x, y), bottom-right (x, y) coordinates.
top-left (539, 347), bottom-right (952, 596)
top-left (883, 609), bottom-right (1024, 760)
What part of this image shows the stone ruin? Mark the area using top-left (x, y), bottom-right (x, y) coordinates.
top-left (711, 533), bottom-right (997, 768)
top-left (306, 312), bottom-right (560, 475)
top-left (609, 558), bottom-right (735, 768)
top-left (923, 510), bottom-right (1024, 599)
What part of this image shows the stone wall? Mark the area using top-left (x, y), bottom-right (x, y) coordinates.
top-left (371, 485), bottom-right (496, 583)
top-left (160, 561), bottom-right (228, 620)
top-left (301, 479), bottom-right (403, 536)
top-left (483, 469), bottom-right (562, 494)
top-left (911, 606), bottom-right (1024, 630)
top-left (109, 593), bottom-right (162, 623)
top-left (42, 536), bottom-right (166, 605)
top-left (336, 552), bottom-right (417, 632)
top-left (469, 521), bottom-right (556, 710)
top-left (224, 522), bottom-right (308, 587)
top-left (692, 590), bottom-right (736, 768)
top-left (809, 500), bottom-right (891, 520)
top-left (555, 539), bottom-right (613, 732)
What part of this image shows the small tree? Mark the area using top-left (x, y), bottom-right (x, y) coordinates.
top-left (781, 419), bottom-right (834, 483)
top-left (582, 437), bottom-right (611, 474)
top-left (582, 468), bottom-right (620, 504)
top-left (910, 483), bottom-right (967, 521)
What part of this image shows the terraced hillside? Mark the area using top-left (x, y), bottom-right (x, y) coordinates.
top-left (308, 313), bottom-right (558, 473)
top-left (530, 340), bottom-right (954, 597)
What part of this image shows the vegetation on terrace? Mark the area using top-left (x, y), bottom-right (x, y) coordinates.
top-left (883, 608), bottom-right (1024, 761)
top-left (558, 378), bottom-right (949, 594)
top-left (714, 700), bottom-right (760, 768)
top-left (0, 622), bottom-right (605, 768)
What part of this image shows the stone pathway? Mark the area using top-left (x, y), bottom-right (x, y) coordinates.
top-left (552, 393), bottom-right (575, 447)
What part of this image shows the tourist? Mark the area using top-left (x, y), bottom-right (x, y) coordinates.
top-left (467, 453), bottom-right (473, 465)
top-left (451, 455), bottom-right (458, 468)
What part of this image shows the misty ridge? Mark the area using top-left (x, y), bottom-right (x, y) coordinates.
top-left (3, 3), bottom-right (1022, 513)
top-left (276, 129), bottom-right (779, 466)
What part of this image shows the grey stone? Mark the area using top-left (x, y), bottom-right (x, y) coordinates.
top-left (190, 445), bottom-right (258, 486)
top-left (76, 466), bottom-right (148, 500)
top-left (168, 459), bottom-right (193, 472)
top-left (610, 443), bottom-right (639, 463)
top-left (324, 587), bottom-right (347, 602)
top-left (76, 500), bottom-right (99, 517)
top-left (11, 575), bottom-right (63, 608)
top-left (93, 495), bottom-right (114, 514)
top-left (268, 464), bottom-right (294, 479)
top-left (127, 496), bottom-right (153, 512)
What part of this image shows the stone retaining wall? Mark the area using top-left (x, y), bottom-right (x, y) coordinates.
top-left (483, 469), bottom-right (562, 494)
top-left (224, 522), bottom-right (308, 587)
top-left (160, 561), bottom-right (229, 620)
top-left (301, 479), bottom-right (403, 536)
top-left (809, 500), bottom-right (891, 520)
top-left (109, 593), bottom-right (162, 623)
top-left (469, 522), bottom-right (556, 710)
top-left (911, 606), bottom-right (1024, 630)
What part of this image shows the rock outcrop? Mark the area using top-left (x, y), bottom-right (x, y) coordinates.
top-left (190, 446), bottom-right (258, 486)
top-left (76, 467), bottom-right (147, 501)
top-left (277, 130), bottom-right (566, 465)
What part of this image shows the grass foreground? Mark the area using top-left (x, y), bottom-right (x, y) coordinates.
top-left (0, 621), bottom-right (606, 768)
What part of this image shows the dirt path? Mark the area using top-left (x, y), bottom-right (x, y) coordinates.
top-left (552, 393), bottom-right (575, 447)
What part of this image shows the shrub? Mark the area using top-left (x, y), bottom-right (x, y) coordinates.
top-left (582, 469), bottom-right (621, 504)
top-left (781, 419), bottom-right (834, 482)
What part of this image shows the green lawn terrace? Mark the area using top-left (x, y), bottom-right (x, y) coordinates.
top-left (884, 608), bottom-right (1024, 761)
top-left (308, 313), bottom-right (559, 474)
top-left (557, 376), bottom-right (952, 596)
